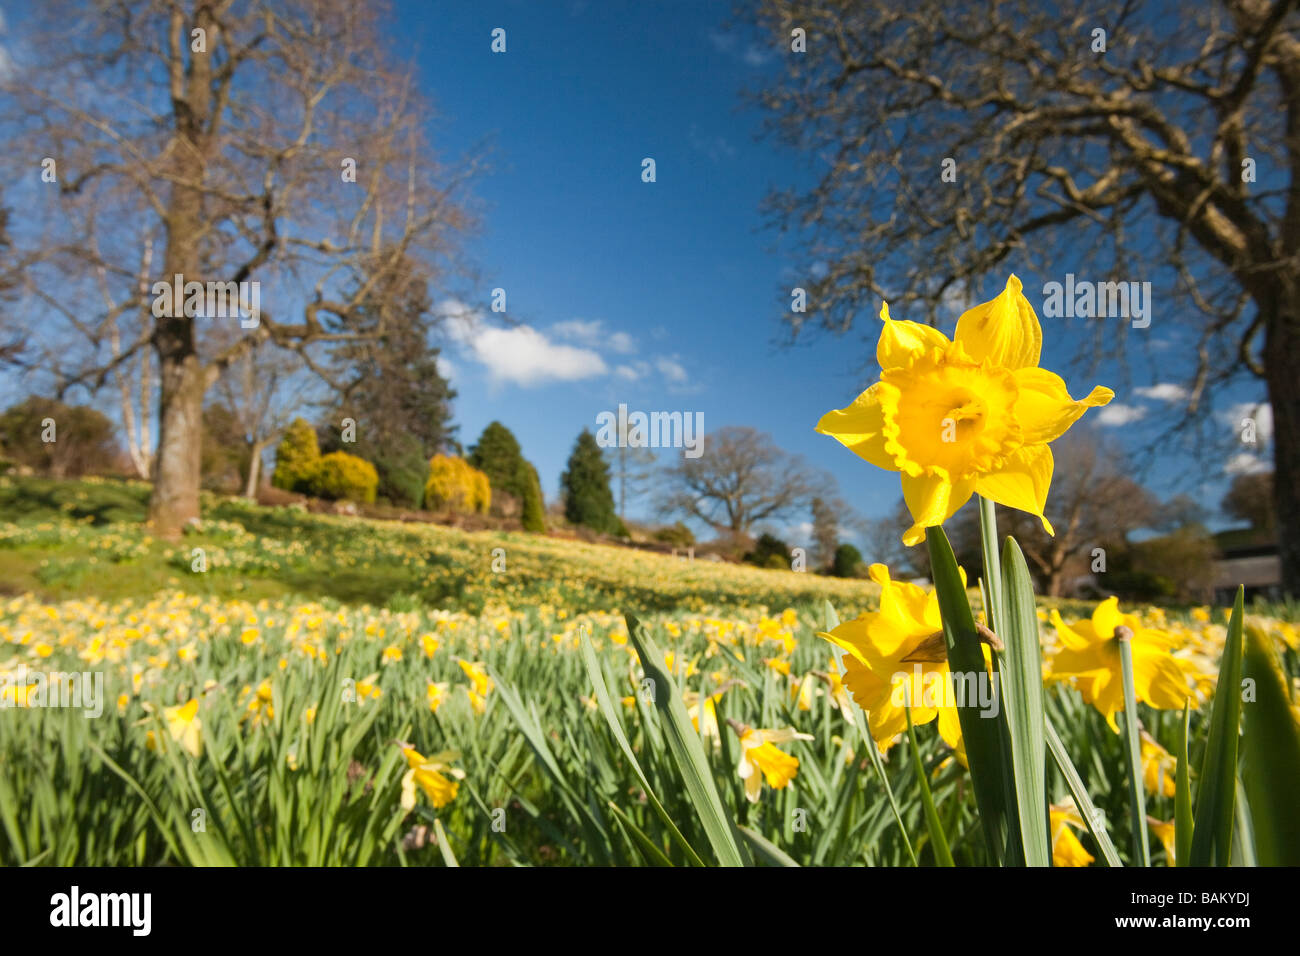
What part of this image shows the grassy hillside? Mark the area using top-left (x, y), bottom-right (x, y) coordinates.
top-left (0, 476), bottom-right (880, 616)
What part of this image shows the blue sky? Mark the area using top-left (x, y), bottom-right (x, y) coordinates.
top-left (0, 0), bottom-right (1274, 545)
top-left (397, 0), bottom-right (1272, 541)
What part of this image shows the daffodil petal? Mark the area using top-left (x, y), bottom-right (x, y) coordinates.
top-left (900, 472), bottom-right (976, 546)
top-left (1091, 597), bottom-right (1124, 640)
top-left (877, 300), bottom-right (951, 370)
top-left (974, 445), bottom-right (1055, 534)
top-left (954, 274), bottom-right (1042, 370)
top-left (1013, 367), bottom-right (1113, 443)
top-left (815, 383), bottom-right (901, 472)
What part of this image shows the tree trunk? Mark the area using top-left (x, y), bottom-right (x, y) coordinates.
top-left (145, 5), bottom-right (213, 540)
top-left (149, 345), bottom-right (205, 538)
top-left (1265, 287), bottom-right (1300, 597)
top-left (244, 440), bottom-right (264, 499)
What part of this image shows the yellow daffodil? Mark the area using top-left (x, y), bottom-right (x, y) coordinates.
top-left (1140, 731), bottom-right (1177, 798)
top-left (1047, 598), bottom-right (1192, 732)
top-left (1050, 802), bottom-right (1094, 867)
top-left (381, 645), bottom-right (403, 664)
top-left (426, 681), bottom-right (447, 713)
top-left (458, 660), bottom-right (492, 697)
top-left (1148, 816), bottom-right (1177, 865)
top-left (816, 275), bottom-right (1113, 544)
top-left (820, 564), bottom-right (979, 758)
top-left (729, 720), bottom-right (813, 802)
top-left (684, 687), bottom-right (727, 748)
top-left (399, 745), bottom-right (464, 812)
top-left (146, 698), bottom-right (203, 758)
top-left (353, 673), bottom-right (382, 706)
top-left (241, 678), bottom-right (274, 727)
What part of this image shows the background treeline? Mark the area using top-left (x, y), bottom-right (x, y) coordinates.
top-left (0, 389), bottom-right (1277, 602)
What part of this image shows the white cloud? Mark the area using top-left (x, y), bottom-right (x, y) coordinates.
top-left (1135, 383), bottom-right (1189, 402)
top-left (551, 318), bottom-right (637, 354)
top-left (1225, 452), bottom-right (1270, 476)
top-left (438, 299), bottom-right (607, 387)
top-left (615, 362), bottom-right (649, 381)
top-left (707, 31), bottom-right (774, 67)
top-left (607, 331), bottom-right (636, 354)
top-left (1095, 403), bottom-right (1146, 427)
top-left (1222, 402), bottom-right (1273, 444)
top-left (435, 355), bottom-right (454, 381)
top-left (655, 356), bottom-right (688, 385)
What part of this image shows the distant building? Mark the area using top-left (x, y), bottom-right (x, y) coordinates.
top-left (1211, 528), bottom-right (1280, 605)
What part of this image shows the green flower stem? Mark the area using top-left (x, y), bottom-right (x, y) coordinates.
top-left (905, 702), bottom-right (954, 866)
top-left (1117, 628), bottom-right (1151, 866)
top-left (978, 497), bottom-right (1006, 638)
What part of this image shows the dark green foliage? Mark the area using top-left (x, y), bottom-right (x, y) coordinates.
top-left (0, 396), bottom-right (118, 478)
top-left (744, 533), bottom-right (792, 570)
top-left (469, 422), bottom-right (546, 532)
top-left (468, 421), bottom-right (524, 490)
top-left (520, 461), bottom-right (546, 533)
top-left (201, 402), bottom-right (251, 493)
top-left (561, 429), bottom-right (621, 534)
top-left (832, 542), bottom-right (865, 578)
top-left (325, 250), bottom-right (456, 507)
top-left (653, 521), bottom-right (695, 547)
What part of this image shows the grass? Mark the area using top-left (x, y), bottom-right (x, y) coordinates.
top-left (0, 476), bottom-right (1296, 866)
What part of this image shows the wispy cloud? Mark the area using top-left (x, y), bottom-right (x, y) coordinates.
top-left (439, 300), bottom-right (607, 387)
top-left (552, 318), bottom-right (636, 354)
top-left (1135, 383), bottom-right (1190, 402)
top-left (707, 30), bottom-right (774, 67)
top-left (1096, 403), bottom-right (1146, 427)
top-left (687, 124), bottom-right (737, 163)
top-left (1221, 401), bottom-right (1272, 444)
top-left (1225, 452), bottom-right (1270, 476)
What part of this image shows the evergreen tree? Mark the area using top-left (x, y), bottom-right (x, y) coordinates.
top-left (519, 460), bottom-right (547, 533)
top-left (562, 429), bottom-right (621, 534)
top-left (326, 250), bottom-right (456, 506)
top-left (468, 421), bottom-right (546, 532)
top-left (468, 421), bottom-right (524, 492)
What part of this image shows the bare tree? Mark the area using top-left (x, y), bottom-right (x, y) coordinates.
top-left (1221, 470), bottom-right (1277, 531)
top-left (1, 0), bottom-right (474, 537)
top-left (750, 0), bottom-right (1300, 593)
top-left (211, 335), bottom-right (316, 497)
top-left (999, 432), bottom-right (1157, 596)
top-left (603, 417), bottom-right (660, 522)
top-left (661, 425), bottom-right (836, 542)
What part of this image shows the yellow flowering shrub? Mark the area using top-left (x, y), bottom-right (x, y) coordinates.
top-left (424, 455), bottom-right (491, 515)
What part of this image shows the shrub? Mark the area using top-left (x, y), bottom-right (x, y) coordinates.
top-left (744, 533), bottom-right (792, 569)
top-left (831, 543), bottom-right (865, 578)
top-left (653, 522), bottom-right (696, 548)
top-left (519, 461), bottom-right (546, 533)
top-left (272, 418), bottom-right (320, 493)
top-left (425, 455), bottom-right (491, 515)
top-left (305, 451), bottom-right (378, 504)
